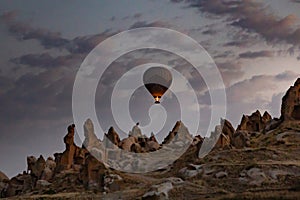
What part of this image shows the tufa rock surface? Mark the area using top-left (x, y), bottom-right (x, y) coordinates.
top-left (281, 78), bottom-right (300, 121)
top-left (216, 119), bottom-right (235, 149)
top-left (237, 110), bottom-right (272, 132)
top-left (83, 118), bottom-right (100, 150)
top-left (162, 121), bottom-right (183, 145)
top-left (59, 124), bottom-right (78, 170)
top-left (104, 127), bottom-right (120, 149)
top-left (0, 171), bottom-right (9, 182)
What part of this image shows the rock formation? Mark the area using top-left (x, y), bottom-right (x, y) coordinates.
top-left (150, 132), bottom-right (158, 143)
top-left (27, 155), bottom-right (46, 179)
top-left (80, 154), bottom-right (107, 190)
top-left (192, 135), bottom-right (204, 147)
top-left (145, 140), bottom-right (160, 152)
top-left (2, 78), bottom-right (300, 199)
top-left (146, 133), bottom-right (160, 151)
top-left (5, 174), bottom-right (32, 197)
top-left (130, 142), bottom-right (143, 153)
top-left (222, 119), bottom-right (235, 141)
top-left (162, 121), bottom-right (182, 145)
top-left (262, 111), bottom-right (272, 123)
top-left (232, 110), bottom-right (274, 148)
top-left (59, 124), bottom-right (78, 170)
top-left (210, 119), bottom-right (235, 149)
top-left (40, 157), bottom-right (56, 181)
top-left (130, 122), bottom-right (142, 138)
top-left (45, 157), bottom-right (56, 171)
top-left (104, 127), bottom-right (120, 149)
top-left (83, 118), bottom-right (100, 150)
top-left (232, 131), bottom-right (251, 149)
top-left (212, 113), bottom-right (274, 149)
top-left (0, 171), bottom-right (8, 182)
top-left (212, 125), bottom-right (230, 149)
top-left (55, 124), bottom-right (88, 172)
top-left (26, 156), bottom-right (36, 174)
top-left (237, 110), bottom-right (272, 132)
top-left (2, 122), bottom-right (111, 197)
top-left (142, 181), bottom-right (173, 199)
top-left (119, 136), bottom-right (138, 151)
top-left (0, 171), bottom-right (8, 198)
top-left (281, 78), bottom-right (300, 121)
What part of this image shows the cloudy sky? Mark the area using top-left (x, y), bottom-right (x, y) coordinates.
top-left (0, 0), bottom-right (300, 177)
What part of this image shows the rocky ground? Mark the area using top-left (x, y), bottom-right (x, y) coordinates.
top-left (2, 130), bottom-right (300, 200)
top-left (1, 79), bottom-right (300, 199)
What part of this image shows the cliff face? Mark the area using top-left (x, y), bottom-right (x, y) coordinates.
top-left (281, 78), bottom-right (300, 121)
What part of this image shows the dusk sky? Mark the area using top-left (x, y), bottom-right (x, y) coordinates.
top-left (1, 0), bottom-right (300, 177)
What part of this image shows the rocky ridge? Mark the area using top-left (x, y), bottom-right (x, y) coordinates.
top-left (0, 78), bottom-right (300, 199)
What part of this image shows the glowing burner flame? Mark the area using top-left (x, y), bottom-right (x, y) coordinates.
top-left (154, 96), bottom-right (161, 104)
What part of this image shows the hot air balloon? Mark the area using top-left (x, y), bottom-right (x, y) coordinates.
top-left (143, 67), bottom-right (172, 104)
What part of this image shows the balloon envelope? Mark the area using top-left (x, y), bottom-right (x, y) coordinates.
top-left (143, 67), bottom-right (172, 104)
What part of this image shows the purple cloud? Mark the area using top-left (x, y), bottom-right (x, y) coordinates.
top-left (11, 53), bottom-right (83, 68)
top-left (171, 0), bottom-right (300, 47)
top-left (129, 20), bottom-right (170, 29)
top-left (239, 50), bottom-right (274, 59)
top-left (1, 11), bottom-right (69, 49)
top-left (1, 11), bottom-right (116, 54)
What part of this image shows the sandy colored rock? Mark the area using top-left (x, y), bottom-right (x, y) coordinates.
top-left (60, 124), bottom-right (77, 170)
top-left (150, 133), bottom-right (158, 143)
top-left (192, 135), bottom-right (204, 146)
top-left (104, 127), bottom-right (120, 149)
top-left (83, 118), bottom-right (100, 149)
top-left (75, 148), bottom-right (88, 166)
top-left (162, 121), bottom-right (182, 145)
top-left (213, 126), bottom-right (230, 149)
top-left (246, 168), bottom-right (268, 186)
top-left (215, 171), bottom-right (228, 178)
top-left (41, 166), bottom-right (53, 181)
top-left (145, 141), bottom-right (160, 152)
top-left (35, 155), bottom-right (46, 178)
top-left (120, 136), bottom-right (137, 151)
top-left (214, 119), bottom-right (235, 149)
top-left (27, 155), bottom-right (46, 178)
top-left (0, 171), bottom-right (8, 182)
top-left (130, 122), bottom-right (142, 138)
top-left (131, 142), bottom-right (143, 153)
top-left (281, 78), bottom-right (300, 121)
top-left (27, 156), bottom-right (37, 174)
top-left (0, 171), bottom-right (9, 198)
top-left (45, 157), bottom-right (56, 171)
top-left (80, 154), bottom-right (107, 190)
top-left (142, 181), bottom-right (173, 200)
top-left (179, 164), bottom-right (203, 178)
top-left (237, 110), bottom-right (272, 132)
top-left (262, 111), bottom-right (272, 123)
top-left (5, 174), bottom-right (32, 197)
top-left (103, 174), bottom-right (123, 192)
top-left (238, 110), bottom-right (261, 131)
top-left (222, 119), bottom-right (235, 141)
top-left (36, 179), bottom-right (51, 190)
top-left (232, 131), bottom-right (250, 149)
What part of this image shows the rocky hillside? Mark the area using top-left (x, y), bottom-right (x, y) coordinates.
top-left (1, 78), bottom-right (300, 199)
